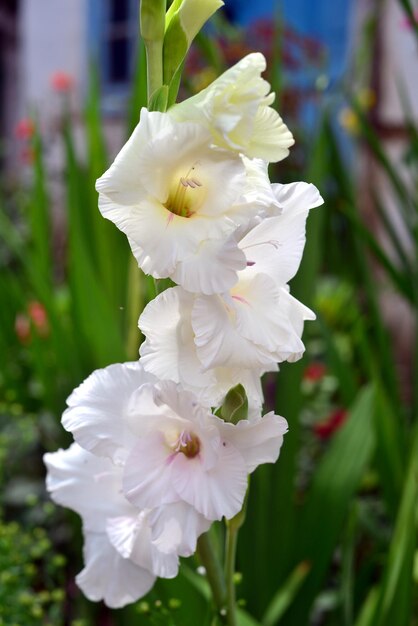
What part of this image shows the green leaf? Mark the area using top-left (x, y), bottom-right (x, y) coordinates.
top-left (370, 427), bottom-right (418, 626)
top-left (262, 562), bottom-right (311, 626)
top-left (281, 386), bottom-right (376, 625)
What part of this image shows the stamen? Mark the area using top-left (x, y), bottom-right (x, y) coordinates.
top-left (173, 430), bottom-right (200, 458)
top-left (164, 167), bottom-right (203, 218)
top-left (241, 240), bottom-right (281, 251)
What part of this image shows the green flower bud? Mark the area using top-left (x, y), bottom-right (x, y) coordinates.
top-left (140, 0), bottom-right (166, 43)
top-left (219, 384), bottom-right (249, 424)
top-left (163, 0), bottom-right (223, 85)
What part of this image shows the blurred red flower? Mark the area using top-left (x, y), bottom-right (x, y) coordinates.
top-left (313, 408), bottom-right (348, 440)
top-left (303, 362), bottom-right (326, 382)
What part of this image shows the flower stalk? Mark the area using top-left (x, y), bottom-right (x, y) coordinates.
top-left (197, 532), bottom-right (227, 617)
top-left (224, 489), bottom-right (248, 626)
top-left (140, 0), bottom-right (166, 102)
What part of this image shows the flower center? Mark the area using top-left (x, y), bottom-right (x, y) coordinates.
top-left (173, 430), bottom-right (201, 458)
top-left (164, 165), bottom-right (204, 218)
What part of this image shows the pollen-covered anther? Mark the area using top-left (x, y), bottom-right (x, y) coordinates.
top-left (174, 431), bottom-right (201, 458)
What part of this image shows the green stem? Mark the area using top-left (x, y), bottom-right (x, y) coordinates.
top-left (125, 256), bottom-right (142, 359)
top-left (224, 486), bottom-right (249, 626)
top-left (197, 532), bottom-right (227, 617)
top-left (144, 38), bottom-right (163, 102)
top-left (224, 522), bottom-right (239, 626)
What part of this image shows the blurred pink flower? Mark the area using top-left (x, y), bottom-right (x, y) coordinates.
top-left (50, 71), bottom-right (74, 93)
top-left (28, 301), bottom-right (49, 337)
top-left (15, 314), bottom-right (31, 344)
top-left (15, 119), bottom-right (35, 140)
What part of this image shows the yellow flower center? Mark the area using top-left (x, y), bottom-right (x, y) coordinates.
top-left (164, 165), bottom-right (205, 218)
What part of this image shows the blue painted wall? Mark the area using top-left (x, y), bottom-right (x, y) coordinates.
top-left (224, 0), bottom-right (353, 84)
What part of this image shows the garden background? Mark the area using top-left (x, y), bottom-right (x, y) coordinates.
top-left (0, 0), bottom-right (417, 625)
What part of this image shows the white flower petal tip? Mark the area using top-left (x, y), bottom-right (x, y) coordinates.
top-left (170, 53), bottom-right (294, 162)
top-left (96, 109), bottom-right (250, 293)
top-left (76, 532), bottom-right (155, 609)
top-left (272, 181), bottom-right (324, 213)
top-left (217, 412), bottom-right (288, 473)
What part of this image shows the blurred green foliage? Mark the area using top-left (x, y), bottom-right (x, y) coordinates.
top-left (0, 2), bottom-right (417, 625)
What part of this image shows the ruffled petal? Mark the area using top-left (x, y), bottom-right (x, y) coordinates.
top-left (139, 287), bottom-right (267, 409)
top-left (44, 444), bottom-right (133, 532)
top-left (171, 440), bottom-right (247, 520)
top-left (192, 293), bottom-right (276, 370)
top-left (106, 514), bottom-right (179, 579)
top-left (171, 235), bottom-right (246, 294)
top-left (148, 501), bottom-right (211, 557)
top-left (246, 105), bottom-right (294, 162)
top-left (217, 412), bottom-right (288, 473)
top-left (76, 531), bottom-right (155, 608)
top-left (139, 287), bottom-right (199, 385)
top-left (62, 362), bottom-right (152, 464)
top-left (272, 181), bottom-right (323, 214)
top-left (239, 217), bottom-right (305, 285)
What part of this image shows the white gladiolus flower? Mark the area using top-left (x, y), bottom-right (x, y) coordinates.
top-left (139, 286), bottom-right (270, 409)
top-left (44, 443), bottom-right (179, 608)
top-left (61, 362), bottom-right (287, 523)
top-left (193, 182), bottom-right (323, 368)
top-left (140, 181), bottom-right (323, 381)
top-left (96, 109), bottom-right (275, 295)
top-left (170, 53), bottom-right (295, 162)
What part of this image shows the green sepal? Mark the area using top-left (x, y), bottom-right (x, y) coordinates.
top-left (148, 85), bottom-right (169, 112)
top-left (219, 384), bottom-right (249, 424)
top-left (167, 61), bottom-right (185, 109)
top-left (163, 14), bottom-right (189, 86)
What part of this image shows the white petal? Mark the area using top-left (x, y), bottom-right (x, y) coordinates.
top-left (171, 441), bottom-right (247, 520)
top-left (44, 444), bottom-right (133, 532)
top-left (246, 105), bottom-right (294, 162)
top-left (148, 502), bottom-right (211, 557)
top-left (192, 293), bottom-right (277, 370)
top-left (122, 431), bottom-right (178, 510)
top-left (106, 514), bottom-right (179, 579)
top-left (217, 412), bottom-right (288, 473)
top-left (171, 235), bottom-right (246, 294)
top-left (270, 288), bottom-right (315, 362)
top-left (139, 287), bottom-right (202, 386)
top-left (232, 274), bottom-right (293, 352)
top-left (239, 198), bottom-right (312, 285)
top-left (139, 287), bottom-right (267, 409)
top-left (232, 158), bottom-right (282, 220)
top-left (272, 181), bottom-right (324, 214)
top-left (96, 109), bottom-right (212, 203)
top-left (62, 362), bottom-right (153, 464)
top-left (95, 110), bottom-right (151, 205)
top-left (76, 531), bottom-right (155, 608)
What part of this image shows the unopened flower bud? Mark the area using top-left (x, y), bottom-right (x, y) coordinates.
top-left (163, 0), bottom-right (223, 84)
